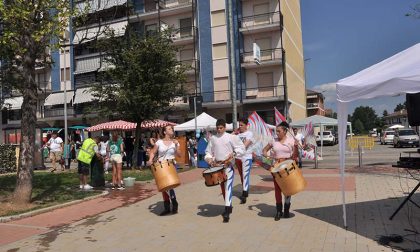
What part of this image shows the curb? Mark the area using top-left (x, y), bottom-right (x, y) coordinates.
top-left (0, 190), bottom-right (109, 223)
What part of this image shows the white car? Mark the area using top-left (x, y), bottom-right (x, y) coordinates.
top-left (380, 130), bottom-right (395, 145)
top-left (316, 131), bottom-right (336, 146)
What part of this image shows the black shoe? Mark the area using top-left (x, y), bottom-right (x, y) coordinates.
top-left (222, 206), bottom-right (232, 223)
top-left (240, 191), bottom-right (248, 204)
top-left (171, 199), bottom-right (178, 214)
top-left (275, 203), bottom-right (283, 221)
top-left (160, 201), bottom-right (171, 216)
top-left (283, 202), bottom-right (291, 218)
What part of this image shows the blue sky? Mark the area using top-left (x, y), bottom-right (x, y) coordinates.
top-left (301, 0), bottom-right (420, 116)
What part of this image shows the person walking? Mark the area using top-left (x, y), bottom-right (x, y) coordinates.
top-left (235, 117), bottom-right (254, 204)
top-left (205, 119), bottom-right (245, 223)
top-left (77, 136), bottom-right (101, 190)
top-left (108, 132), bottom-right (125, 190)
top-left (262, 121), bottom-right (298, 220)
top-left (147, 125), bottom-right (181, 216)
top-left (47, 132), bottom-right (64, 172)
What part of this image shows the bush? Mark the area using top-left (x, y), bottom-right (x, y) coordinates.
top-left (0, 144), bottom-right (17, 174)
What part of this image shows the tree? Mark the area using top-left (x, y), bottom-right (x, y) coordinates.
top-left (394, 103), bottom-right (406, 112)
top-left (91, 28), bottom-right (187, 167)
top-left (0, 1), bottom-right (74, 204)
top-left (382, 110), bottom-right (388, 117)
top-left (351, 106), bottom-right (378, 133)
top-left (353, 119), bottom-right (365, 134)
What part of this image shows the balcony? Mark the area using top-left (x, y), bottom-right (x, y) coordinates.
top-left (74, 53), bottom-right (112, 75)
top-left (170, 26), bottom-right (196, 45)
top-left (241, 48), bottom-right (282, 69)
top-left (179, 59), bottom-right (197, 75)
top-left (307, 102), bottom-right (320, 109)
top-left (240, 12), bottom-right (283, 34)
top-left (43, 107), bottom-right (75, 118)
top-left (130, 0), bottom-right (192, 21)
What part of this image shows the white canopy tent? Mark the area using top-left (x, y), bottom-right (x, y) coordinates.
top-left (336, 43), bottom-right (420, 227)
top-left (174, 112), bottom-right (234, 131)
top-left (290, 115), bottom-right (352, 157)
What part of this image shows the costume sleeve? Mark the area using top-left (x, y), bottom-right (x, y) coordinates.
top-left (231, 134), bottom-right (245, 157)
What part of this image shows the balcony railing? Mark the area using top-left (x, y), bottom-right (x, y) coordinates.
top-left (307, 102), bottom-right (320, 109)
top-left (240, 11), bottom-right (282, 29)
top-left (43, 108), bottom-right (75, 118)
top-left (241, 48), bottom-right (282, 64)
top-left (171, 26), bottom-right (196, 41)
top-left (196, 85), bottom-right (282, 103)
top-left (144, 0), bottom-right (192, 13)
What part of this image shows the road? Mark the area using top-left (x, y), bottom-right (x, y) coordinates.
top-left (302, 140), bottom-right (419, 169)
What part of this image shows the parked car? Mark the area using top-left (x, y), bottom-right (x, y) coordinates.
top-left (380, 130), bottom-right (395, 145)
top-left (316, 131), bottom-right (336, 146)
top-left (393, 129), bottom-right (419, 148)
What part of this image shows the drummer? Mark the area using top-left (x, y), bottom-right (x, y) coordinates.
top-left (147, 125), bottom-right (181, 216)
top-left (262, 121), bottom-right (298, 221)
top-left (205, 119), bottom-right (245, 223)
top-left (234, 117), bottom-right (254, 204)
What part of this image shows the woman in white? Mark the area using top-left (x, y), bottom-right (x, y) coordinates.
top-left (147, 125), bottom-right (181, 216)
top-left (99, 136), bottom-right (109, 174)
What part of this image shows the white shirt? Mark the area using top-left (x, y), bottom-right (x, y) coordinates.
top-left (99, 141), bottom-right (108, 156)
top-left (156, 139), bottom-right (177, 161)
top-left (205, 132), bottom-right (245, 163)
top-left (48, 137), bottom-right (63, 152)
top-left (295, 132), bottom-right (304, 145)
top-left (238, 130), bottom-right (254, 159)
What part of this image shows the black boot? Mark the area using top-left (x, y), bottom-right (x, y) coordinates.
top-left (160, 201), bottom-right (171, 216)
top-left (283, 202), bottom-right (291, 218)
top-left (240, 191), bottom-right (248, 204)
top-left (274, 203), bottom-right (283, 221)
top-left (222, 206), bottom-right (232, 223)
top-left (171, 199), bottom-right (178, 214)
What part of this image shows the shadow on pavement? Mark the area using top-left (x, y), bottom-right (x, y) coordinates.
top-left (295, 194), bottom-right (420, 251)
top-left (248, 203), bottom-right (295, 219)
top-left (197, 204), bottom-right (224, 217)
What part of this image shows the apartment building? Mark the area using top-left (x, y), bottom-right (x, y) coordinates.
top-left (1, 0), bottom-right (306, 142)
top-left (306, 89), bottom-right (325, 116)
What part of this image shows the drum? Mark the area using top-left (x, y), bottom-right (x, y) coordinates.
top-left (271, 160), bottom-right (306, 196)
top-left (202, 166), bottom-right (227, 187)
top-left (151, 160), bottom-right (181, 192)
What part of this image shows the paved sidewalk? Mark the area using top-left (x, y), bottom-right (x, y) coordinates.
top-left (1, 167), bottom-right (419, 251)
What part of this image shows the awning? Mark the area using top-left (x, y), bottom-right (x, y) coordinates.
top-left (2, 96), bottom-right (23, 110)
top-left (73, 20), bottom-right (127, 44)
top-left (74, 87), bottom-right (95, 104)
top-left (44, 92), bottom-right (74, 106)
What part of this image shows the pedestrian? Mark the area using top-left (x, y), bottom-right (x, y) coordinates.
top-left (47, 132), bottom-right (65, 172)
top-left (234, 117), bottom-right (254, 204)
top-left (124, 135), bottom-right (134, 169)
top-left (187, 135), bottom-right (197, 167)
top-left (77, 135), bottom-right (101, 190)
top-left (108, 131), bottom-right (125, 190)
top-left (293, 128), bottom-right (304, 168)
top-left (147, 125), bottom-right (181, 216)
top-left (205, 119), bottom-right (245, 223)
top-left (262, 121), bottom-right (298, 220)
top-left (99, 135), bottom-right (110, 174)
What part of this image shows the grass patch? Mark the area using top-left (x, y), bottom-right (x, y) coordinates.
top-left (0, 165), bottom-right (195, 217)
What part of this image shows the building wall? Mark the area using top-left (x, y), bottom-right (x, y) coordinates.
top-left (281, 0), bottom-right (306, 121)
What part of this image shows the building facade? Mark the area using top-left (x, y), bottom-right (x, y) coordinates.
top-left (1, 0), bottom-right (306, 142)
top-left (306, 89), bottom-right (325, 116)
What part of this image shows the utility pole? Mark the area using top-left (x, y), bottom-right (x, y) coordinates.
top-left (227, 0), bottom-right (237, 127)
top-left (278, 0), bottom-right (288, 121)
top-left (63, 44), bottom-right (68, 161)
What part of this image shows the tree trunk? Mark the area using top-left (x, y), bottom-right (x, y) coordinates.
top-left (13, 52), bottom-right (38, 204)
top-left (132, 121), bottom-right (142, 169)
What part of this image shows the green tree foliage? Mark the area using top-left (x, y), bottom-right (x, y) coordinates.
top-left (394, 102), bottom-right (406, 112)
top-left (383, 110), bottom-right (388, 117)
top-left (353, 119), bottom-right (365, 134)
top-left (0, 0), bottom-right (74, 204)
top-left (351, 106), bottom-right (378, 134)
top-left (91, 28), bottom-right (187, 167)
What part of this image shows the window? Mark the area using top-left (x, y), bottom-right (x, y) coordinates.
top-left (145, 23), bottom-right (157, 37)
top-left (255, 38), bottom-right (272, 60)
top-left (61, 67), bottom-right (70, 81)
top-left (253, 3), bottom-right (269, 24)
top-left (211, 10), bottom-right (226, 27)
top-left (180, 18), bottom-right (192, 38)
top-left (257, 72), bottom-right (274, 97)
top-left (213, 43), bottom-right (227, 59)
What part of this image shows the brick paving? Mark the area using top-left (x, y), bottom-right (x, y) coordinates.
top-left (0, 166), bottom-right (419, 251)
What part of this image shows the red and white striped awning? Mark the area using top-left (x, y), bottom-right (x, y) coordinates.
top-left (141, 119), bottom-right (177, 129)
top-left (86, 120), bottom-right (136, 132)
top-left (86, 119), bottom-right (177, 132)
